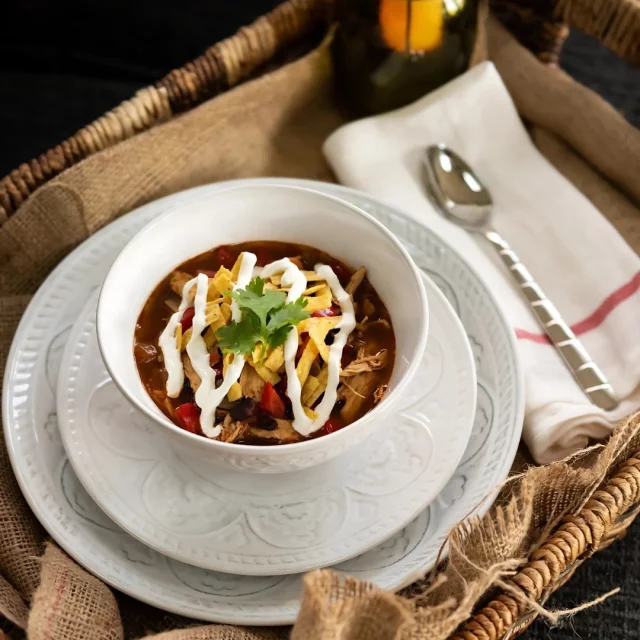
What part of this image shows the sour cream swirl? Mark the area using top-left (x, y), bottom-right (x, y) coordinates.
top-left (191, 252), bottom-right (257, 437)
top-left (158, 276), bottom-right (197, 398)
top-left (160, 253), bottom-right (355, 439)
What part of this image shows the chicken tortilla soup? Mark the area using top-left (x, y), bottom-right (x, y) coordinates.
top-left (134, 241), bottom-right (396, 445)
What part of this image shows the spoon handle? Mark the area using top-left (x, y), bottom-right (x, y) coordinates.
top-left (484, 229), bottom-right (618, 411)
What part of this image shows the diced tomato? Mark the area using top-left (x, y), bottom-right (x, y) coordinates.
top-left (260, 382), bottom-right (286, 419)
top-left (209, 350), bottom-right (221, 366)
top-left (175, 402), bottom-right (201, 434)
top-left (312, 305), bottom-right (340, 318)
top-left (316, 417), bottom-right (344, 437)
top-left (212, 359), bottom-right (224, 378)
top-left (331, 262), bottom-right (351, 284)
top-left (180, 307), bottom-right (195, 331)
top-left (288, 257), bottom-right (303, 269)
top-left (216, 245), bottom-right (237, 269)
top-left (255, 247), bottom-right (273, 267)
top-left (196, 269), bottom-right (218, 277)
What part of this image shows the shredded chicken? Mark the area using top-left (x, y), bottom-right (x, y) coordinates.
top-left (239, 364), bottom-right (266, 400)
top-left (345, 267), bottom-right (367, 296)
top-left (361, 296), bottom-right (376, 318)
top-left (164, 298), bottom-right (179, 313)
top-left (356, 318), bottom-right (391, 332)
top-left (341, 380), bottom-right (365, 398)
top-left (250, 419), bottom-right (304, 444)
top-left (170, 270), bottom-right (195, 297)
top-left (182, 353), bottom-right (201, 392)
top-left (338, 373), bottom-right (380, 423)
top-left (373, 385), bottom-right (388, 405)
top-left (341, 348), bottom-right (388, 377)
top-left (219, 414), bottom-right (249, 443)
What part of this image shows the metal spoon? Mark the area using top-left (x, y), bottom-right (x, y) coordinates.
top-left (423, 144), bottom-right (618, 411)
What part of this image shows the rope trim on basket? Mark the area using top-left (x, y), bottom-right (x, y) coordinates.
top-left (451, 452), bottom-right (640, 640)
top-left (0, 0), bottom-right (327, 222)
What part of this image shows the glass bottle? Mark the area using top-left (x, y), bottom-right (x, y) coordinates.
top-left (332, 0), bottom-right (479, 116)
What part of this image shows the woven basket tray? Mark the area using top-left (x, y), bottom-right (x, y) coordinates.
top-left (2, 1), bottom-right (640, 638)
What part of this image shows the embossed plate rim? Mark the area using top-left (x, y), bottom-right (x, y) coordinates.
top-left (56, 269), bottom-right (475, 575)
top-left (3, 178), bottom-right (524, 624)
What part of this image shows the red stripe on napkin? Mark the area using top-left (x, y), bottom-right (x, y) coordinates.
top-left (515, 270), bottom-right (640, 344)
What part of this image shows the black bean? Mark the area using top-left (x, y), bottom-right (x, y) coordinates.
top-left (229, 398), bottom-right (257, 421)
top-left (325, 329), bottom-right (338, 345)
top-left (256, 414), bottom-right (278, 431)
top-left (333, 398), bottom-right (346, 413)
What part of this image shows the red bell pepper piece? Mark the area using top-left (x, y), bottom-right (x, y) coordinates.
top-left (260, 382), bottom-right (286, 419)
top-left (312, 305), bottom-right (340, 318)
top-left (180, 307), bottom-right (195, 332)
top-left (316, 417), bottom-right (344, 437)
top-left (209, 349), bottom-right (221, 366)
top-left (175, 402), bottom-right (200, 434)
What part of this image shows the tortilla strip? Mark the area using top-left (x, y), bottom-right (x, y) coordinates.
top-left (303, 286), bottom-right (332, 312)
top-left (227, 381), bottom-right (243, 402)
top-left (264, 346), bottom-right (285, 372)
top-left (301, 375), bottom-right (320, 404)
top-left (230, 253), bottom-right (245, 282)
top-left (299, 317), bottom-right (341, 362)
top-left (212, 267), bottom-right (234, 296)
top-left (170, 271), bottom-right (195, 297)
top-left (296, 340), bottom-right (319, 388)
top-left (302, 283), bottom-right (327, 296)
top-left (305, 366), bottom-right (328, 406)
top-left (180, 327), bottom-right (193, 352)
top-left (250, 362), bottom-right (281, 385)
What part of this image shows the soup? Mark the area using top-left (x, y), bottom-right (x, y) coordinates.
top-left (134, 241), bottom-right (396, 445)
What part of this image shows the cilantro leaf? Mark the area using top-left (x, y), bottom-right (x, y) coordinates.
top-left (267, 298), bottom-right (310, 332)
top-left (216, 311), bottom-right (260, 356)
top-left (227, 277), bottom-right (286, 326)
top-left (268, 325), bottom-right (295, 349)
top-left (216, 277), bottom-right (311, 359)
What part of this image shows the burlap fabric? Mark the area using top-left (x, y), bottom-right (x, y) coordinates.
top-left (1, 13), bottom-right (639, 640)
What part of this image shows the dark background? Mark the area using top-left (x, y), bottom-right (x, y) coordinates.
top-left (2, 2), bottom-right (640, 637)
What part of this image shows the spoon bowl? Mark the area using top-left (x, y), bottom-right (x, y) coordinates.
top-left (423, 144), bottom-right (492, 230)
top-left (423, 144), bottom-right (618, 411)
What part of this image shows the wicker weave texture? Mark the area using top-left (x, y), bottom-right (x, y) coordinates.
top-left (3, 0), bottom-right (640, 221)
top-left (1, 2), bottom-right (640, 639)
top-left (0, 0), bottom-right (326, 223)
top-left (452, 453), bottom-right (640, 640)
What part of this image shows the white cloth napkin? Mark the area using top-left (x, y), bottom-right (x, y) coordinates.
top-left (323, 61), bottom-right (640, 464)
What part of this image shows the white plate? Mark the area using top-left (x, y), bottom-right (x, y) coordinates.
top-left (57, 269), bottom-right (475, 575)
top-left (3, 179), bottom-right (524, 624)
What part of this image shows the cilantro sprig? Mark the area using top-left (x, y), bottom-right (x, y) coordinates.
top-left (215, 277), bottom-right (310, 360)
